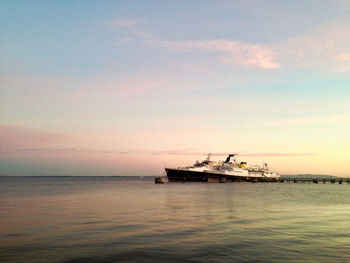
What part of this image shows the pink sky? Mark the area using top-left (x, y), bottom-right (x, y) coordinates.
top-left (1, 1), bottom-right (350, 176)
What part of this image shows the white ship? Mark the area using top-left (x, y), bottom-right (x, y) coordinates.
top-left (165, 154), bottom-right (279, 182)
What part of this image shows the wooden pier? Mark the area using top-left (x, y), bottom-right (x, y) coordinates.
top-left (280, 178), bottom-right (350, 184)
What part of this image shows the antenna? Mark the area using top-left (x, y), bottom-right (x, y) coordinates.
top-left (206, 153), bottom-right (211, 162)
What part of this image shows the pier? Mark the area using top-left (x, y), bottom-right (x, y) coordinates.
top-left (280, 178), bottom-right (350, 184)
top-left (162, 176), bottom-right (350, 184)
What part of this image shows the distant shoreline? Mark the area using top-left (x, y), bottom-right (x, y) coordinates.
top-left (0, 175), bottom-right (156, 177)
top-left (280, 174), bottom-right (337, 179)
top-left (0, 174), bottom-right (344, 178)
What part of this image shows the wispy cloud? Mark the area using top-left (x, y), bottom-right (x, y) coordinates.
top-left (3, 146), bottom-right (316, 158)
top-left (265, 114), bottom-right (350, 126)
top-left (68, 78), bottom-right (169, 100)
top-left (7, 147), bottom-right (126, 155)
top-left (105, 18), bottom-right (145, 27)
top-left (337, 53), bottom-right (350, 61)
top-left (157, 150), bottom-right (316, 157)
top-left (336, 53), bottom-right (350, 72)
top-left (0, 125), bottom-right (74, 154)
top-left (238, 153), bottom-right (317, 157)
top-left (0, 125), bottom-right (315, 158)
top-left (67, 72), bottom-right (207, 100)
top-left (149, 39), bottom-right (281, 69)
top-left (274, 22), bottom-right (350, 71)
top-left (115, 37), bottom-right (133, 45)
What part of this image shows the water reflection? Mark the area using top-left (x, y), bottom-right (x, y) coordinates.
top-left (1, 177), bottom-right (350, 262)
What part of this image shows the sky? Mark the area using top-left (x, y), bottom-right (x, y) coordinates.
top-left (1, 0), bottom-right (350, 176)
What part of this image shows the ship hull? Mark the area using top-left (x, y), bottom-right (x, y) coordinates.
top-left (165, 168), bottom-right (279, 182)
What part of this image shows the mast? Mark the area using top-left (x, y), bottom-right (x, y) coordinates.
top-left (206, 153), bottom-right (212, 162)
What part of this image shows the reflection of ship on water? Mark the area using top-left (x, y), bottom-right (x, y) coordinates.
top-left (165, 153), bottom-right (280, 183)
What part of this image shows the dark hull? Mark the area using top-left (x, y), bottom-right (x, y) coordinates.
top-left (165, 168), bottom-right (279, 183)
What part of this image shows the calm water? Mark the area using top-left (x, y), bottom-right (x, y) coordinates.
top-left (1, 176), bottom-right (350, 262)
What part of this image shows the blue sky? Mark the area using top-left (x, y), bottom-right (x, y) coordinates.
top-left (1, 1), bottom-right (350, 176)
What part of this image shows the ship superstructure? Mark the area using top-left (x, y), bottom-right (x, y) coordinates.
top-left (165, 154), bottom-right (279, 182)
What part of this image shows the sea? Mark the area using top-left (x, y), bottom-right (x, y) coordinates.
top-left (1, 176), bottom-right (350, 263)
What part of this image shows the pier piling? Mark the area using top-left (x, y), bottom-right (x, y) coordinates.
top-left (155, 177), bottom-right (165, 184)
top-left (220, 178), bottom-right (226, 183)
top-left (278, 177), bottom-right (349, 184)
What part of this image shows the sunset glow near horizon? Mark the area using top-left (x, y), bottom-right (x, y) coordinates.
top-left (1, 1), bottom-right (350, 176)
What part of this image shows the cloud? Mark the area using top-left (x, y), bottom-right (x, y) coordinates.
top-left (238, 153), bottom-right (317, 157)
top-left (132, 20), bottom-right (349, 71)
top-left (0, 125), bottom-right (321, 176)
top-left (105, 18), bottom-right (145, 27)
top-left (336, 53), bottom-right (350, 72)
top-left (3, 145), bottom-right (315, 158)
top-left (68, 78), bottom-right (169, 100)
top-left (8, 147), bottom-right (126, 155)
top-left (0, 125), bottom-right (74, 154)
top-left (115, 37), bottom-right (133, 45)
top-left (0, 124), bottom-right (313, 157)
top-left (265, 114), bottom-right (350, 126)
top-left (158, 150), bottom-right (316, 157)
top-left (273, 22), bottom-right (350, 71)
top-left (337, 53), bottom-right (350, 61)
top-left (149, 39), bottom-right (281, 69)
top-left (67, 71), bottom-right (207, 100)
